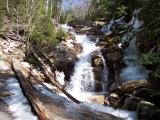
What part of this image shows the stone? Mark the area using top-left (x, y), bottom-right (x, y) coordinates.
top-left (107, 93), bottom-right (120, 108)
top-left (133, 88), bottom-right (160, 107)
top-left (148, 72), bottom-right (160, 88)
top-left (114, 80), bottom-right (153, 94)
top-left (95, 80), bottom-right (103, 92)
top-left (123, 95), bottom-right (141, 111)
top-left (55, 43), bottom-right (80, 80)
top-left (88, 95), bottom-right (105, 105)
top-left (0, 82), bottom-right (5, 88)
top-left (106, 50), bottom-right (123, 62)
top-left (137, 101), bottom-right (160, 120)
top-left (92, 57), bottom-right (103, 67)
top-left (0, 92), bottom-right (12, 97)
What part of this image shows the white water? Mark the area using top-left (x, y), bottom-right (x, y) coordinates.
top-left (4, 78), bottom-right (38, 120)
top-left (101, 16), bottom-right (125, 35)
top-left (85, 103), bottom-right (138, 120)
top-left (55, 71), bottom-right (65, 85)
top-left (59, 24), bottom-right (137, 120)
top-left (100, 54), bottom-right (108, 91)
top-left (120, 36), bottom-right (150, 80)
top-left (68, 34), bottom-right (99, 101)
top-left (120, 13), bottom-right (149, 81)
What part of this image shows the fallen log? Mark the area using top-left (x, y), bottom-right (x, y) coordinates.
top-left (32, 51), bottom-right (81, 104)
top-left (42, 52), bottom-right (57, 71)
top-left (11, 59), bottom-right (52, 120)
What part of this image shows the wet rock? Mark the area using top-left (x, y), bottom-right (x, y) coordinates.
top-left (112, 80), bottom-right (153, 94)
top-left (137, 101), bottom-right (160, 120)
top-left (106, 50), bottom-right (123, 63)
top-left (107, 93), bottom-right (120, 108)
top-left (88, 95), bottom-right (105, 105)
top-left (55, 44), bottom-right (79, 80)
top-left (148, 72), bottom-right (160, 88)
top-left (93, 67), bottom-right (103, 82)
top-left (96, 41), bottom-right (108, 48)
top-left (123, 95), bottom-right (141, 111)
top-left (91, 51), bottom-right (104, 91)
top-left (0, 82), bottom-right (5, 88)
top-left (109, 82), bottom-right (120, 92)
top-left (95, 80), bottom-right (103, 92)
top-left (133, 88), bottom-right (160, 107)
top-left (0, 92), bottom-right (12, 97)
top-left (92, 58), bottom-right (103, 67)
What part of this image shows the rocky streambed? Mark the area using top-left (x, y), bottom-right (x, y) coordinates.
top-left (0, 13), bottom-right (160, 120)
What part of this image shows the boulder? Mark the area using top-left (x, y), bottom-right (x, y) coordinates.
top-left (133, 88), bottom-right (160, 107)
top-left (88, 95), bottom-right (105, 105)
top-left (112, 80), bottom-right (153, 94)
top-left (93, 67), bottom-right (103, 82)
top-left (137, 101), bottom-right (160, 120)
top-left (148, 72), bottom-right (160, 88)
top-left (55, 43), bottom-right (79, 80)
top-left (95, 80), bottom-right (103, 92)
top-left (107, 93), bottom-right (120, 108)
top-left (92, 58), bottom-right (103, 67)
top-left (123, 95), bottom-right (141, 111)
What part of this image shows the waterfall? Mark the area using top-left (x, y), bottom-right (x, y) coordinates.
top-left (101, 16), bottom-right (125, 35)
top-left (68, 34), bottom-right (99, 101)
top-left (120, 10), bottom-right (149, 81)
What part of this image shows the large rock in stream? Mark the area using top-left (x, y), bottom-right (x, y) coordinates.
top-left (54, 42), bottom-right (82, 81)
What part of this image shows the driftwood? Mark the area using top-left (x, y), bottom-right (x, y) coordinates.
top-left (42, 52), bottom-right (57, 71)
top-left (32, 51), bottom-right (81, 104)
top-left (11, 59), bottom-right (52, 120)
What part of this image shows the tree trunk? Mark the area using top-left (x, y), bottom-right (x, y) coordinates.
top-left (11, 59), bottom-right (52, 120)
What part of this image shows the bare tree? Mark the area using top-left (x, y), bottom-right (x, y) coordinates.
top-left (6, 0), bottom-right (9, 13)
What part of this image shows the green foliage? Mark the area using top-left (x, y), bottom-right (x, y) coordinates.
top-left (55, 28), bottom-right (66, 40)
top-left (27, 57), bottom-right (42, 68)
top-left (31, 17), bottom-right (55, 44)
top-left (31, 16), bottom-right (66, 46)
top-left (139, 53), bottom-right (160, 65)
top-left (153, 69), bottom-right (160, 79)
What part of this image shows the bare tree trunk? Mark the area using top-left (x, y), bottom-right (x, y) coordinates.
top-left (50, 0), bottom-right (53, 18)
top-left (6, 0), bottom-right (9, 13)
top-left (46, 0), bottom-right (49, 16)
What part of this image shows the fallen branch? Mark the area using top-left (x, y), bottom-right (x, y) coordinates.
top-left (11, 59), bottom-right (52, 120)
top-left (32, 50), bottom-right (81, 104)
top-left (42, 52), bottom-right (57, 71)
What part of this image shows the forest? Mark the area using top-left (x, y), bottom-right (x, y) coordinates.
top-left (0, 0), bottom-right (160, 120)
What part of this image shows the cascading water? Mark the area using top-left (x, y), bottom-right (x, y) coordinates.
top-left (101, 16), bottom-right (125, 35)
top-left (100, 54), bottom-right (108, 91)
top-left (4, 78), bottom-right (38, 120)
top-left (59, 24), bottom-right (137, 120)
top-left (68, 34), bottom-right (99, 101)
top-left (120, 9), bottom-right (150, 81)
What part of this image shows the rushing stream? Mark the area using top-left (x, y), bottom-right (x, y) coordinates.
top-left (4, 78), bottom-right (38, 120)
top-left (58, 24), bottom-right (138, 120)
top-left (68, 34), bottom-right (99, 101)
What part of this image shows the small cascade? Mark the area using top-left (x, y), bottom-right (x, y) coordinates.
top-left (4, 78), bottom-right (38, 120)
top-left (55, 71), bottom-right (65, 86)
top-left (100, 55), bottom-right (108, 91)
top-left (101, 16), bottom-right (125, 35)
top-left (68, 34), bottom-right (99, 101)
top-left (120, 9), bottom-right (149, 81)
top-left (121, 36), bottom-right (149, 80)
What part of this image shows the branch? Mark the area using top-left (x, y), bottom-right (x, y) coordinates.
top-left (31, 50), bottom-right (81, 104)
